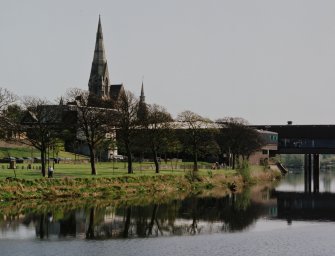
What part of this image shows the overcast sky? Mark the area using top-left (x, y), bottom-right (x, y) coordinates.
top-left (1, 0), bottom-right (335, 124)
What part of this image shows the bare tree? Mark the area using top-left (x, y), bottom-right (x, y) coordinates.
top-left (114, 90), bottom-right (139, 174)
top-left (20, 97), bottom-right (59, 177)
top-left (141, 104), bottom-right (174, 173)
top-left (0, 87), bottom-right (17, 111)
top-left (216, 117), bottom-right (264, 169)
top-left (0, 88), bottom-right (18, 137)
top-left (177, 111), bottom-right (214, 173)
top-left (65, 88), bottom-right (115, 175)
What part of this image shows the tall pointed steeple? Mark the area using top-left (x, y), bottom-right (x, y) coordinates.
top-left (140, 81), bottom-right (145, 103)
top-left (137, 81), bottom-right (148, 121)
top-left (88, 15), bottom-right (110, 100)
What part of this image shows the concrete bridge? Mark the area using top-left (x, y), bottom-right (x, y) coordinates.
top-left (251, 124), bottom-right (335, 193)
top-left (251, 124), bottom-right (335, 154)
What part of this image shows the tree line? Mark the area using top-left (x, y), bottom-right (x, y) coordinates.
top-left (0, 87), bottom-right (264, 177)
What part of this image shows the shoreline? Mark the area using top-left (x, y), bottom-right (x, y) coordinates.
top-left (0, 167), bottom-right (282, 202)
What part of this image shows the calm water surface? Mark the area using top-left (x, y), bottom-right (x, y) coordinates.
top-left (1, 170), bottom-right (335, 256)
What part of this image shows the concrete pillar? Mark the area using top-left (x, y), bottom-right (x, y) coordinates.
top-left (313, 154), bottom-right (320, 193)
top-left (308, 154), bottom-right (312, 192)
top-left (304, 154), bottom-right (312, 193)
top-left (304, 154), bottom-right (309, 193)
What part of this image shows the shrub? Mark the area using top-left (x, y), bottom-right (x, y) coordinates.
top-left (185, 170), bottom-right (201, 182)
top-left (237, 160), bottom-right (251, 183)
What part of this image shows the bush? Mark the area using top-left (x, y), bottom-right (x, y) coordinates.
top-left (205, 183), bottom-right (214, 189)
top-left (237, 160), bottom-right (251, 183)
top-left (185, 170), bottom-right (201, 182)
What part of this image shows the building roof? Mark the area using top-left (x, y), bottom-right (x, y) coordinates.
top-left (110, 84), bottom-right (124, 101)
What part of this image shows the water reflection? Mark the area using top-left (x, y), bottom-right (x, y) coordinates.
top-left (322, 173), bottom-right (332, 192)
top-left (35, 211), bottom-right (77, 239)
top-left (276, 191), bottom-right (335, 222)
top-left (276, 168), bottom-right (335, 192)
top-left (274, 167), bottom-right (335, 223)
top-left (0, 187), bottom-right (274, 240)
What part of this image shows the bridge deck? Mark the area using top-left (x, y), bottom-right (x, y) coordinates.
top-left (251, 125), bottom-right (335, 154)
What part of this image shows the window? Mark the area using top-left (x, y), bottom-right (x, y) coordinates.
top-left (271, 135), bottom-right (278, 141)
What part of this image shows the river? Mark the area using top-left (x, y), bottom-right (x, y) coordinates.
top-left (1, 170), bottom-right (335, 256)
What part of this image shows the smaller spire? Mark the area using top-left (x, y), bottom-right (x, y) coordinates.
top-left (141, 81), bottom-right (144, 97)
top-left (137, 81), bottom-right (148, 121)
top-left (59, 97), bottom-right (64, 106)
top-left (140, 81), bottom-right (145, 102)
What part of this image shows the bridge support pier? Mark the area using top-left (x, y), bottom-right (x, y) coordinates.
top-left (304, 154), bottom-right (320, 193)
top-left (304, 154), bottom-right (312, 193)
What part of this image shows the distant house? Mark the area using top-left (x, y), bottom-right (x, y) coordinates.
top-left (249, 130), bottom-right (278, 165)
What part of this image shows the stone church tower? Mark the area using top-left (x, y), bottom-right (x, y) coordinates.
top-left (88, 16), bottom-right (110, 100)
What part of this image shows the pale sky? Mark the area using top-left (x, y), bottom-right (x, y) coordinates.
top-left (1, 0), bottom-right (335, 124)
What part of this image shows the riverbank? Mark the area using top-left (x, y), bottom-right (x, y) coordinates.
top-left (0, 166), bottom-right (282, 202)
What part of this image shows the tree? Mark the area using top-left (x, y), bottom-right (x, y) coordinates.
top-left (0, 87), bottom-right (17, 111)
top-left (65, 88), bottom-right (115, 175)
top-left (216, 117), bottom-right (264, 169)
top-left (141, 104), bottom-right (174, 173)
top-left (0, 104), bottom-right (23, 139)
top-left (20, 97), bottom-right (60, 177)
top-left (114, 90), bottom-right (139, 174)
top-left (177, 111), bottom-right (215, 173)
top-left (0, 88), bottom-right (18, 138)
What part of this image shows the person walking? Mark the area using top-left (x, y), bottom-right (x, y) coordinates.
top-left (49, 166), bottom-right (54, 178)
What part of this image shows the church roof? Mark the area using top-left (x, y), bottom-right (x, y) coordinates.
top-left (110, 84), bottom-right (124, 101)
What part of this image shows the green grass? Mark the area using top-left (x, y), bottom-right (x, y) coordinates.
top-left (0, 160), bottom-right (280, 202)
top-left (0, 161), bottom-right (238, 179)
top-left (0, 145), bottom-right (231, 178)
top-left (0, 145), bottom-right (264, 180)
top-left (0, 145), bottom-right (280, 202)
top-left (0, 147), bottom-right (88, 159)
top-left (0, 147), bottom-right (35, 158)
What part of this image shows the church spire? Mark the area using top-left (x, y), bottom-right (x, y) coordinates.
top-left (88, 15), bottom-right (110, 100)
top-left (137, 81), bottom-right (148, 121)
top-left (140, 81), bottom-right (145, 103)
top-left (93, 15), bottom-right (107, 65)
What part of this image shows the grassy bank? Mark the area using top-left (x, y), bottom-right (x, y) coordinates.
top-left (0, 165), bottom-right (282, 201)
top-left (0, 146), bottom-right (88, 160)
top-left (0, 161), bottom-right (230, 179)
